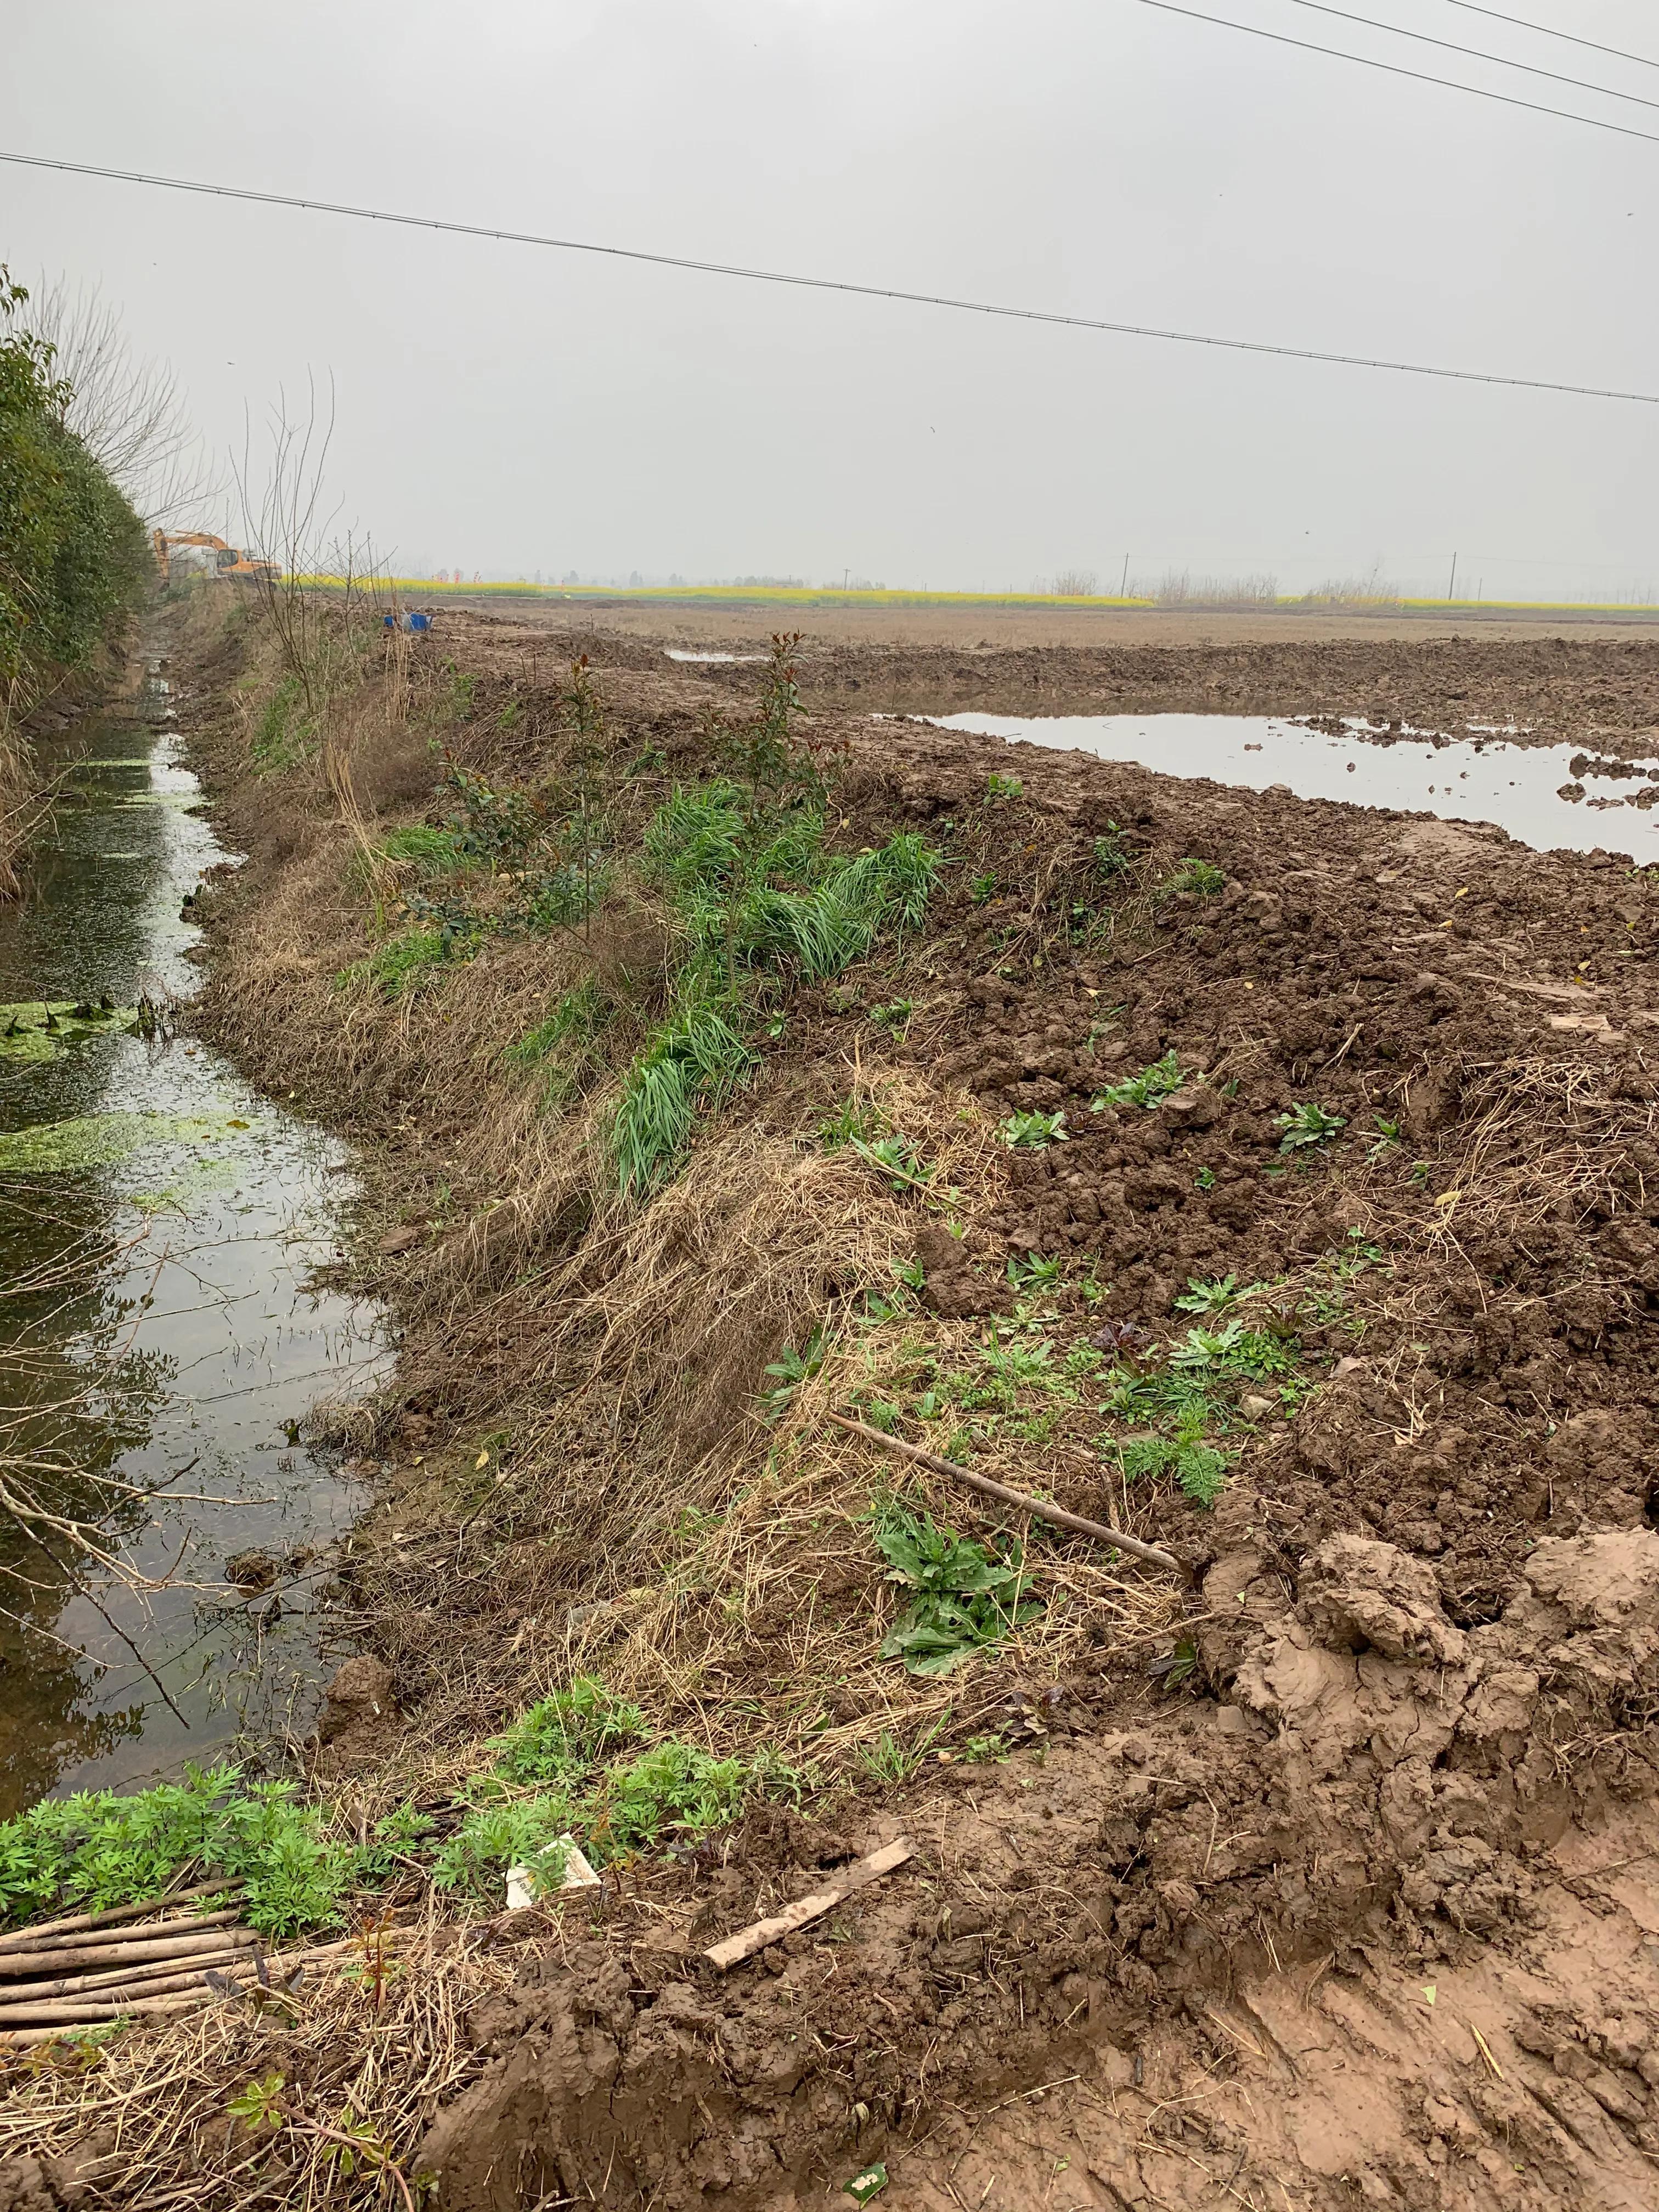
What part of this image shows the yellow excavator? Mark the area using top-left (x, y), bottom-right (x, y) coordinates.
top-left (151, 531), bottom-right (279, 585)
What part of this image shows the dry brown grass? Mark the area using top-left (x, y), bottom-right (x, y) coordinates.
top-left (0, 1903), bottom-right (524, 2210)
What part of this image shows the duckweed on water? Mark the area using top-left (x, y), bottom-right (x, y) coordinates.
top-left (0, 1109), bottom-right (260, 1173)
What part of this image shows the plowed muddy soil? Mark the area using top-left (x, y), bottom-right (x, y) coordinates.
top-left (26, 605), bottom-right (1655, 2212)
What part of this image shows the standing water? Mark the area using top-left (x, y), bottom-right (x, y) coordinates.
top-left (0, 661), bottom-right (389, 1818)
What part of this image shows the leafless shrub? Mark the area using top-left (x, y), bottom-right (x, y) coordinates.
top-left (26, 275), bottom-right (220, 527)
top-left (1051, 568), bottom-right (1097, 598)
top-left (1299, 563), bottom-right (1401, 608)
top-left (1131, 571), bottom-right (1279, 609)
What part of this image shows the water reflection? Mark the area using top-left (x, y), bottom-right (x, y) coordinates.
top-left (930, 711), bottom-right (1659, 861)
top-left (0, 667), bottom-right (390, 1815)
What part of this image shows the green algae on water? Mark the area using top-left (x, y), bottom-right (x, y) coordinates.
top-left (0, 1111), bottom-right (261, 1174)
top-left (0, 1003), bottom-right (138, 1060)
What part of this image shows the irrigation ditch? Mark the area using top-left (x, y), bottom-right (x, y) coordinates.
top-left (1, 591), bottom-right (1658, 2209)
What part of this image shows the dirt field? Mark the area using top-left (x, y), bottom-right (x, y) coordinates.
top-left (415, 601), bottom-right (1659, 748)
top-left (9, 604), bottom-right (1657, 2210)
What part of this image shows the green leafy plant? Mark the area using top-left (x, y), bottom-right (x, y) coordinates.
top-left (487, 1679), bottom-right (648, 1784)
top-left (1092, 1051), bottom-right (1187, 1111)
top-left (1118, 1432), bottom-right (1230, 1508)
top-left (1173, 1273), bottom-right (1241, 1314)
top-left (0, 1766), bottom-right (357, 1938)
top-left (1274, 1101), bottom-right (1347, 1153)
top-left (1093, 827), bottom-right (1131, 877)
top-left (1007, 1251), bottom-right (1064, 1292)
top-left (872, 1503), bottom-right (1040, 1675)
top-left (970, 872), bottom-right (1000, 904)
top-left (998, 1109), bottom-right (1066, 1147)
top-left (850, 1131), bottom-right (933, 1188)
top-left (432, 1799), bottom-right (574, 1904)
top-left (1368, 1114), bottom-right (1401, 1160)
top-left (870, 998), bottom-right (913, 1034)
top-left (759, 1330), bottom-right (827, 1420)
top-left (1194, 1165), bottom-right (1216, 1190)
top-left (591, 1742), bottom-right (760, 1857)
top-left (817, 1094), bottom-right (885, 1148)
top-left (227, 2073), bottom-right (287, 2132)
top-left (985, 771), bottom-right (1023, 799)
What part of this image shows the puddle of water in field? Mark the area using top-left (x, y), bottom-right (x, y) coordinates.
top-left (0, 667), bottom-right (390, 1815)
top-left (929, 712), bottom-right (1659, 861)
top-left (664, 649), bottom-right (764, 664)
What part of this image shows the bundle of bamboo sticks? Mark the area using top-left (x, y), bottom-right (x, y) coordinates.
top-left (0, 1882), bottom-right (356, 2047)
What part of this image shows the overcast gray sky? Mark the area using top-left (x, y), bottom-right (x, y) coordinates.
top-left (5, 0), bottom-right (1657, 597)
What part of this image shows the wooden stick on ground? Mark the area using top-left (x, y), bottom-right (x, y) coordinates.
top-left (0, 1882), bottom-right (240, 1955)
top-left (704, 1838), bottom-right (913, 1971)
top-left (827, 1413), bottom-right (1187, 1578)
top-left (0, 1908), bottom-right (248, 1963)
top-left (0, 1927), bottom-right (259, 1980)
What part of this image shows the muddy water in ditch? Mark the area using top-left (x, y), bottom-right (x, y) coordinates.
top-left (933, 710), bottom-right (1659, 861)
top-left (0, 668), bottom-right (389, 1817)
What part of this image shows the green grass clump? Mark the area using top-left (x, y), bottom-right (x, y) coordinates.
top-left (613, 995), bottom-right (755, 1194)
top-left (1163, 857), bottom-right (1225, 898)
top-left (374, 823), bottom-right (465, 873)
top-left (0, 1767), bottom-right (354, 1939)
top-left (506, 980), bottom-right (612, 1071)
top-left (369, 927), bottom-right (450, 998)
top-left (251, 675), bottom-right (316, 773)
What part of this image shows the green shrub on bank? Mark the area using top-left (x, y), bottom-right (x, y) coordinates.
top-left (0, 270), bottom-right (148, 704)
top-left (0, 1767), bottom-right (354, 1938)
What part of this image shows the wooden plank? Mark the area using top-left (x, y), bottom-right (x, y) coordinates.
top-left (703, 1839), bottom-right (913, 1972)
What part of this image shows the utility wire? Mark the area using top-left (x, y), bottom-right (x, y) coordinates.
top-left (1131, 0), bottom-right (1659, 146)
top-left (1, 146), bottom-right (1654, 405)
top-left (1286, 0), bottom-right (1659, 111)
top-left (1441, 1), bottom-right (1659, 73)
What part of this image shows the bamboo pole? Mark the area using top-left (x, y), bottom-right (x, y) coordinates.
top-left (0, 1908), bottom-right (246, 1965)
top-left (0, 1881), bottom-right (239, 1954)
top-left (0, 1926), bottom-right (259, 1980)
top-left (827, 1412), bottom-right (1187, 1577)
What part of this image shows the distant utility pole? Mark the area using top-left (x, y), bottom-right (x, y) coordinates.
top-left (1447, 550), bottom-right (1459, 602)
top-left (1120, 552), bottom-right (1131, 598)
top-left (843, 568), bottom-right (849, 591)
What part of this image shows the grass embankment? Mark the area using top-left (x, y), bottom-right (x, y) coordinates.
top-left (172, 613), bottom-right (1240, 1813)
top-left (0, 268), bottom-right (149, 890)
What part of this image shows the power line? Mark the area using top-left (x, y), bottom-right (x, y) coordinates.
top-left (1132, 0), bottom-right (1659, 146)
top-left (1, 146), bottom-right (1654, 406)
top-left (1441, 1), bottom-right (1659, 73)
top-left (1286, 0), bottom-right (1659, 111)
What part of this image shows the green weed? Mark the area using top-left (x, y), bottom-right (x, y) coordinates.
top-left (613, 996), bottom-right (754, 1194)
top-left (873, 1502), bottom-right (1041, 1675)
top-left (1092, 1051), bottom-right (1187, 1111)
top-left (759, 1331), bottom-right (827, 1420)
top-left (487, 1678), bottom-right (648, 1784)
top-left (985, 772), bottom-right (1023, 799)
top-left (998, 1109), bottom-right (1067, 1147)
top-left (1274, 1101), bottom-right (1347, 1152)
top-left (1116, 1433), bottom-right (1231, 1508)
top-left (0, 1766), bottom-right (356, 1939)
top-left (970, 872), bottom-right (1000, 904)
top-left (432, 1800), bottom-right (573, 1904)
